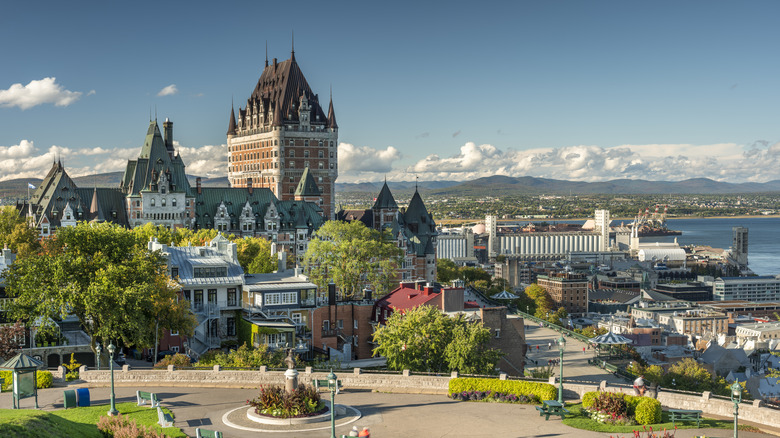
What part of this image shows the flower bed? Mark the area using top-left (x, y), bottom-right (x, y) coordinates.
top-left (247, 384), bottom-right (325, 419)
top-left (449, 389), bottom-right (540, 404)
top-left (448, 377), bottom-right (557, 402)
top-left (582, 391), bottom-right (661, 426)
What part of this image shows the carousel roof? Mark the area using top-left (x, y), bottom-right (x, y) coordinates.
top-left (590, 330), bottom-right (633, 345)
top-left (493, 290), bottom-right (519, 300)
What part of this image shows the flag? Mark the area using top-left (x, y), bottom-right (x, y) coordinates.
top-left (27, 183), bottom-right (36, 189)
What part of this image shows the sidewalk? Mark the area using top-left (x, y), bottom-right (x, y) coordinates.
top-left (2, 384), bottom-right (776, 437)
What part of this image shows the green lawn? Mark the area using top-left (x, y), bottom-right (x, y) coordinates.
top-left (0, 402), bottom-right (186, 438)
top-left (561, 404), bottom-right (760, 435)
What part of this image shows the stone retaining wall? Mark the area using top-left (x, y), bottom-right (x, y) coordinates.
top-left (79, 368), bottom-right (779, 428)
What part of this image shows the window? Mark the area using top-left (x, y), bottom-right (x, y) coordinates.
top-left (292, 313), bottom-right (302, 324)
top-left (318, 150), bottom-right (324, 158)
top-left (318, 140), bottom-right (323, 147)
top-left (354, 320), bottom-right (358, 329)
top-left (304, 150), bottom-right (310, 158)
top-left (318, 162), bottom-right (324, 169)
top-left (330, 163), bottom-right (334, 169)
top-left (495, 329), bottom-right (501, 338)
top-left (289, 150), bottom-right (295, 157)
top-left (194, 290), bottom-right (203, 310)
top-left (282, 292), bottom-right (297, 304)
top-left (172, 198), bottom-right (177, 207)
top-left (330, 151), bottom-right (334, 158)
top-left (227, 317), bottom-right (236, 336)
top-left (337, 319), bottom-right (344, 329)
top-left (323, 320), bottom-right (330, 331)
top-left (228, 288), bottom-right (237, 306)
top-left (171, 267), bottom-right (179, 278)
top-left (172, 346), bottom-right (179, 353)
top-left (329, 141), bottom-right (333, 147)
top-left (265, 293), bottom-right (281, 305)
top-left (289, 139), bottom-right (294, 146)
top-left (170, 330), bottom-right (179, 337)
top-left (182, 290), bottom-right (190, 301)
top-left (318, 176), bottom-right (323, 183)
top-left (151, 198), bottom-right (155, 207)
top-left (289, 161), bottom-right (295, 168)
top-left (136, 200), bottom-right (140, 207)
top-left (208, 289), bottom-right (217, 305)
top-left (161, 198), bottom-right (166, 207)
top-left (304, 140), bottom-right (309, 147)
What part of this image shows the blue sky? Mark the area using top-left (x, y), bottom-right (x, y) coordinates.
top-left (2, 1), bottom-right (780, 183)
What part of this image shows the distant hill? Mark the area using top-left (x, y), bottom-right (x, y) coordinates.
top-left (430, 176), bottom-right (780, 196)
top-left (3, 172), bottom-right (780, 201)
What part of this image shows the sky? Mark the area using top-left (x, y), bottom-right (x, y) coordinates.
top-left (2, 1), bottom-right (780, 184)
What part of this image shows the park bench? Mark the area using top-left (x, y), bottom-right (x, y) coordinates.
top-left (535, 400), bottom-right (570, 420)
top-left (195, 427), bottom-right (223, 438)
top-left (668, 408), bottom-right (702, 427)
top-left (137, 390), bottom-right (160, 408)
top-left (157, 406), bottom-right (173, 427)
top-left (314, 378), bottom-right (342, 394)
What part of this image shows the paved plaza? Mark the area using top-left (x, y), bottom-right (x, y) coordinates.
top-left (2, 384), bottom-right (778, 438)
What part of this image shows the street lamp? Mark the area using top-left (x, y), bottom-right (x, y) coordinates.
top-left (107, 342), bottom-right (118, 416)
top-left (327, 369), bottom-right (338, 438)
top-left (731, 380), bottom-right (742, 438)
top-left (95, 344), bottom-right (102, 371)
top-left (557, 335), bottom-right (566, 404)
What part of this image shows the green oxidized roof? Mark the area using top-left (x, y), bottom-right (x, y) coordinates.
top-left (372, 181), bottom-right (398, 210)
top-left (392, 189), bottom-right (437, 257)
top-left (0, 353), bottom-right (44, 370)
top-left (294, 167), bottom-right (321, 197)
top-left (121, 120), bottom-right (192, 197)
top-left (193, 187), bottom-right (276, 228)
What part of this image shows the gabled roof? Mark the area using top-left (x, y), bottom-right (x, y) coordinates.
top-left (295, 167), bottom-right (321, 197)
top-left (121, 120), bottom-right (191, 197)
top-left (376, 282), bottom-right (442, 313)
top-left (372, 181), bottom-right (397, 210)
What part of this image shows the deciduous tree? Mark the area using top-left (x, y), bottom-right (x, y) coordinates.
top-left (0, 321), bottom-right (25, 360)
top-left (235, 237), bottom-right (275, 274)
top-left (304, 221), bottom-right (402, 298)
top-left (372, 305), bottom-right (502, 374)
top-left (5, 222), bottom-right (195, 356)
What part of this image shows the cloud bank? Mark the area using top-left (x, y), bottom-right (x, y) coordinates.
top-left (0, 77), bottom-right (83, 110)
top-left (3, 137), bottom-right (780, 187)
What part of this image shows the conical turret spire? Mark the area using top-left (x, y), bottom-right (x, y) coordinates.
top-left (327, 94), bottom-right (338, 129)
top-left (227, 101), bottom-right (237, 135)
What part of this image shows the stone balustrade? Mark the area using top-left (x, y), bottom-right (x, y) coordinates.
top-left (78, 367), bottom-right (780, 429)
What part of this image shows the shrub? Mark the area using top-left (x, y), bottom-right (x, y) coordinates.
top-left (64, 353), bottom-right (81, 381)
top-left (1, 370), bottom-right (54, 391)
top-left (448, 378), bottom-right (556, 402)
top-left (582, 391), bottom-right (599, 409)
top-left (36, 370), bottom-right (53, 389)
top-left (590, 392), bottom-right (628, 418)
top-left (634, 398), bottom-right (662, 425)
top-left (449, 390), bottom-right (539, 404)
top-left (247, 384), bottom-right (323, 418)
top-left (153, 353), bottom-right (191, 370)
top-left (97, 413), bottom-right (167, 437)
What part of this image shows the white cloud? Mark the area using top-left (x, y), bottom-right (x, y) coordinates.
top-left (336, 140), bottom-right (780, 184)
top-left (157, 84), bottom-right (178, 96)
top-left (173, 141), bottom-right (226, 177)
top-left (338, 143), bottom-right (402, 173)
top-left (0, 77), bottom-right (83, 110)
top-left (87, 90), bottom-right (96, 96)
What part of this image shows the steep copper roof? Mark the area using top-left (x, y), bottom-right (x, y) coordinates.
top-left (227, 106), bottom-right (237, 135)
top-left (245, 55), bottom-right (328, 126)
top-left (295, 167), bottom-right (321, 197)
top-left (327, 97), bottom-right (338, 129)
top-left (372, 181), bottom-right (398, 210)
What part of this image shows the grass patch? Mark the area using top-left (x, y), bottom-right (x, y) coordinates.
top-left (0, 402), bottom-right (185, 438)
top-left (561, 404), bottom-right (761, 434)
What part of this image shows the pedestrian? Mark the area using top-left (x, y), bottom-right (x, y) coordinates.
top-left (633, 375), bottom-right (646, 397)
top-left (358, 427), bottom-right (371, 437)
top-left (349, 426), bottom-right (360, 437)
top-left (548, 342), bottom-right (551, 350)
top-left (582, 347), bottom-right (586, 355)
top-left (536, 345), bottom-right (539, 351)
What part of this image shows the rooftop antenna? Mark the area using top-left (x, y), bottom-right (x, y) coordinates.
top-left (291, 30), bottom-right (295, 60)
top-left (265, 41), bottom-right (268, 67)
top-left (154, 105), bottom-right (157, 122)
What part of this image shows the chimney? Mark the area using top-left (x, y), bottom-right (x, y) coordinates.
top-left (328, 282), bottom-right (336, 306)
top-left (247, 177), bottom-right (253, 195)
top-left (196, 177), bottom-right (202, 194)
top-left (163, 118), bottom-right (173, 151)
top-left (273, 58), bottom-right (277, 69)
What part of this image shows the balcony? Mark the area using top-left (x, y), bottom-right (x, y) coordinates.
top-left (321, 328), bottom-right (343, 338)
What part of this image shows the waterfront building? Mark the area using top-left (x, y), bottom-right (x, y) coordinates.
top-left (730, 226), bottom-right (749, 271)
top-left (713, 276), bottom-right (780, 302)
top-left (537, 272), bottom-right (588, 315)
top-left (653, 281), bottom-right (713, 302)
top-left (437, 227), bottom-right (477, 265)
top-left (227, 49), bottom-right (338, 220)
top-left (698, 300), bottom-right (780, 320)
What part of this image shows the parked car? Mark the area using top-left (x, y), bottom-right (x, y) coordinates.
top-left (156, 350), bottom-right (176, 362)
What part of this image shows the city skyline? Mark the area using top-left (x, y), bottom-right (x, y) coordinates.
top-left (2, 1), bottom-right (780, 184)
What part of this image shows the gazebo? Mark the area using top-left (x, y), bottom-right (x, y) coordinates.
top-left (589, 330), bottom-right (633, 361)
top-left (0, 353), bottom-right (43, 409)
top-left (493, 290), bottom-right (519, 300)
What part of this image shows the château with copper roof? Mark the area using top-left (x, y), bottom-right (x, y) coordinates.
top-left (227, 46), bottom-right (338, 220)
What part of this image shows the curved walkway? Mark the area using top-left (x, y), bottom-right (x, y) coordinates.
top-left (2, 385), bottom-right (776, 437)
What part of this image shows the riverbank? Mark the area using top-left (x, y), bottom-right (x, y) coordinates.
top-left (438, 214), bottom-right (780, 225)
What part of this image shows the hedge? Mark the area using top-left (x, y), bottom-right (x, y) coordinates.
top-left (0, 370), bottom-right (53, 392)
top-left (581, 391), bottom-right (662, 425)
top-left (449, 378), bottom-right (557, 402)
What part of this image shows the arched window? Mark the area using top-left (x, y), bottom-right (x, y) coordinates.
top-left (172, 198), bottom-right (177, 207)
top-left (162, 198), bottom-right (166, 207)
top-left (151, 198), bottom-right (155, 207)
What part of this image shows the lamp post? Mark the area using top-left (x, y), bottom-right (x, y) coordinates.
top-left (557, 335), bottom-right (566, 403)
top-left (107, 342), bottom-right (118, 416)
top-left (327, 369), bottom-right (337, 438)
top-left (731, 380), bottom-right (742, 438)
top-left (95, 344), bottom-right (102, 371)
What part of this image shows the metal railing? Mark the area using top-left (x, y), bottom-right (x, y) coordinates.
top-left (515, 310), bottom-right (592, 343)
